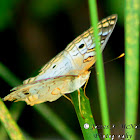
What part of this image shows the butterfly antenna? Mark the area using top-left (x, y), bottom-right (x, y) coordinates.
top-left (89, 53), bottom-right (125, 70)
top-left (104, 53), bottom-right (125, 64)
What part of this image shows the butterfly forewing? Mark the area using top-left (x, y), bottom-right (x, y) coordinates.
top-left (28, 15), bottom-right (117, 83)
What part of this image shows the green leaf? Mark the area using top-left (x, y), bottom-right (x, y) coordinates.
top-left (71, 89), bottom-right (100, 140)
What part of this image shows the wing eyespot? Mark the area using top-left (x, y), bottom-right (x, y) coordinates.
top-left (79, 44), bottom-right (85, 49)
top-left (24, 92), bottom-right (29, 95)
top-left (52, 65), bottom-right (56, 69)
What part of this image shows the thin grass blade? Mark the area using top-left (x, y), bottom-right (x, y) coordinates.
top-left (88, 0), bottom-right (111, 138)
top-left (0, 98), bottom-right (25, 140)
top-left (125, 0), bottom-right (139, 139)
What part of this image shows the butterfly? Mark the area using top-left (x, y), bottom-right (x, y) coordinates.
top-left (3, 15), bottom-right (117, 109)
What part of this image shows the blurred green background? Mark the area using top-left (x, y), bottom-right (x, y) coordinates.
top-left (0, 0), bottom-right (139, 139)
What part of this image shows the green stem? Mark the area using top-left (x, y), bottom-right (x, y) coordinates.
top-left (34, 104), bottom-right (80, 140)
top-left (0, 98), bottom-right (25, 140)
top-left (0, 102), bottom-right (25, 139)
top-left (88, 0), bottom-right (110, 139)
top-left (125, 0), bottom-right (139, 139)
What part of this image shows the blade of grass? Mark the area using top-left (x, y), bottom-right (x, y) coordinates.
top-left (0, 62), bottom-right (80, 140)
top-left (22, 129), bottom-right (34, 140)
top-left (0, 103), bottom-right (37, 140)
top-left (0, 98), bottom-right (25, 140)
top-left (88, 0), bottom-right (110, 138)
top-left (0, 102), bottom-right (25, 139)
top-left (34, 104), bottom-right (80, 140)
top-left (0, 62), bottom-right (21, 86)
top-left (0, 62), bottom-right (28, 139)
top-left (125, 0), bottom-right (139, 139)
top-left (70, 89), bottom-right (100, 140)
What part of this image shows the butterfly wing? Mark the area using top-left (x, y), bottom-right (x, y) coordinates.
top-left (23, 15), bottom-right (117, 84)
top-left (3, 71), bottom-right (90, 105)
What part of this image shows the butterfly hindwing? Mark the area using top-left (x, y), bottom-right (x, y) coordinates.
top-left (3, 71), bottom-right (90, 105)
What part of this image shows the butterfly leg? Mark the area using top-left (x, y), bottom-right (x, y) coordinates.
top-left (83, 78), bottom-right (89, 100)
top-left (62, 94), bottom-right (74, 105)
top-left (51, 87), bottom-right (73, 104)
top-left (77, 89), bottom-right (85, 119)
